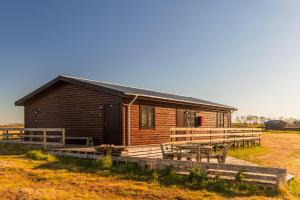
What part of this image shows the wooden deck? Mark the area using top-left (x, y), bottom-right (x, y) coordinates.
top-left (49, 146), bottom-right (258, 166)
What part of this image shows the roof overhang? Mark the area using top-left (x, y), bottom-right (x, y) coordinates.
top-left (124, 93), bottom-right (237, 111)
top-left (15, 75), bottom-right (124, 106)
top-left (15, 75), bottom-right (237, 112)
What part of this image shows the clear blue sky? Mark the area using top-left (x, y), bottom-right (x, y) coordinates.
top-left (1, 0), bottom-right (300, 124)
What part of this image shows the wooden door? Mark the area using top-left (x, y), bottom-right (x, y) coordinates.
top-left (104, 104), bottom-right (121, 145)
top-left (176, 109), bottom-right (185, 127)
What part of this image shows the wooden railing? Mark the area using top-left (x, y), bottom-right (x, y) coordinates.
top-left (0, 128), bottom-right (65, 149)
top-left (170, 128), bottom-right (262, 148)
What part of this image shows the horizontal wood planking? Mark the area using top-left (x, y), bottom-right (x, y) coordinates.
top-left (168, 137), bottom-right (261, 145)
top-left (170, 128), bottom-right (262, 131)
top-left (0, 128), bottom-right (64, 132)
top-left (0, 128), bottom-right (65, 148)
top-left (123, 99), bottom-right (233, 146)
top-left (0, 141), bottom-right (62, 146)
top-left (170, 132), bottom-right (261, 138)
top-left (24, 81), bottom-right (122, 145)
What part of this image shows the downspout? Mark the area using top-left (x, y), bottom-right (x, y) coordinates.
top-left (127, 95), bottom-right (138, 146)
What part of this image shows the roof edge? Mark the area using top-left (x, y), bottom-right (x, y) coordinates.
top-left (15, 75), bottom-right (125, 106)
top-left (125, 93), bottom-right (237, 111)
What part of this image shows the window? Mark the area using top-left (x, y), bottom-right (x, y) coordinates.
top-left (185, 111), bottom-right (196, 127)
top-left (217, 113), bottom-right (224, 127)
top-left (140, 106), bottom-right (155, 129)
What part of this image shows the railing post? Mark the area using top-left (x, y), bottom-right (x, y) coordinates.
top-left (43, 130), bottom-right (47, 150)
top-left (62, 128), bottom-right (65, 147)
top-left (5, 130), bottom-right (8, 143)
top-left (29, 131), bottom-right (32, 146)
top-left (209, 130), bottom-right (212, 146)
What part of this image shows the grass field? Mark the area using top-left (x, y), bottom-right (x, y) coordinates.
top-left (229, 131), bottom-right (300, 199)
top-left (0, 131), bottom-right (299, 200)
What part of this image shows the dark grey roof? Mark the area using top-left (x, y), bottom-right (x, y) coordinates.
top-left (265, 120), bottom-right (286, 124)
top-left (15, 75), bottom-right (237, 110)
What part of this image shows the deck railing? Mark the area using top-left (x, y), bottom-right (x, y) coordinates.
top-left (0, 128), bottom-right (65, 149)
top-left (170, 128), bottom-right (262, 148)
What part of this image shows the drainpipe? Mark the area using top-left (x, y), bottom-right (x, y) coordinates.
top-left (127, 95), bottom-right (138, 146)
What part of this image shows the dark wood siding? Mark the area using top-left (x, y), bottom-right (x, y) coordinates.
top-left (24, 81), bottom-right (122, 145)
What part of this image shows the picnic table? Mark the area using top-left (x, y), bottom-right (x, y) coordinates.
top-left (160, 143), bottom-right (228, 163)
top-left (175, 144), bottom-right (212, 162)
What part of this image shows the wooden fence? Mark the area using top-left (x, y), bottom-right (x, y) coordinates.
top-left (48, 149), bottom-right (287, 186)
top-left (0, 128), bottom-right (65, 149)
top-left (170, 128), bottom-right (262, 148)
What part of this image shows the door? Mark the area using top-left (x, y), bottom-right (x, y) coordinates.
top-left (104, 104), bottom-right (121, 145)
top-left (176, 109), bottom-right (185, 127)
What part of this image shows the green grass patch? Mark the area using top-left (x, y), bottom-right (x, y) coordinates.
top-left (0, 143), bottom-right (31, 155)
top-left (286, 179), bottom-right (300, 198)
top-left (27, 150), bottom-right (56, 161)
top-left (95, 155), bottom-right (113, 170)
top-left (228, 146), bottom-right (269, 165)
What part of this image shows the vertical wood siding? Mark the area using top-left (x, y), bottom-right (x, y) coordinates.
top-left (24, 81), bottom-right (122, 145)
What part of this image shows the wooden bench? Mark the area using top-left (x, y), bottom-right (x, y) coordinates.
top-left (160, 143), bottom-right (178, 160)
top-left (210, 144), bottom-right (228, 163)
top-left (65, 136), bottom-right (94, 146)
top-left (161, 142), bottom-right (228, 163)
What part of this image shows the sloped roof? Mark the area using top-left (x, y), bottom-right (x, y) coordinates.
top-left (264, 120), bottom-right (286, 124)
top-left (15, 75), bottom-right (237, 110)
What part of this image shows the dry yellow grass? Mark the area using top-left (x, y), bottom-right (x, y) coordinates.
top-left (0, 155), bottom-right (223, 200)
top-left (0, 133), bottom-right (295, 200)
top-left (229, 131), bottom-right (300, 199)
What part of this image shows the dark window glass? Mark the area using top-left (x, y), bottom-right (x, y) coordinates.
top-left (140, 106), bottom-right (155, 129)
top-left (185, 111), bottom-right (196, 127)
top-left (217, 113), bottom-right (224, 127)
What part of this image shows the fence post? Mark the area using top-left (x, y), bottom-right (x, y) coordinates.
top-left (209, 130), bottom-right (212, 146)
top-left (43, 130), bottom-right (47, 150)
top-left (29, 131), bottom-right (32, 146)
top-left (5, 130), bottom-right (8, 143)
top-left (62, 129), bottom-right (65, 147)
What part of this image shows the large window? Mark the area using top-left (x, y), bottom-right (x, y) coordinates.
top-left (140, 106), bottom-right (155, 129)
top-left (217, 113), bottom-right (224, 127)
top-left (185, 111), bottom-right (196, 127)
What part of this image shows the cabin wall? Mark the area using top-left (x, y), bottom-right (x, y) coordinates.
top-left (24, 81), bottom-right (122, 145)
top-left (124, 99), bottom-right (232, 146)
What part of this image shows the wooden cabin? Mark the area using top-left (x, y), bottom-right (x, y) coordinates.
top-left (15, 75), bottom-right (237, 146)
top-left (264, 120), bottom-right (287, 130)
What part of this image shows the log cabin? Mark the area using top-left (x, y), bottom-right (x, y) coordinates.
top-left (15, 75), bottom-right (237, 146)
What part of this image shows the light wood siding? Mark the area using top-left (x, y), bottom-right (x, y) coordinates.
top-left (123, 99), bottom-right (232, 145)
top-left (24, 81), bottom-right (122, 145)
top-left (129, 103), bottom-right (176, 145)
top-left (197, 111), bottom-right (217, 128)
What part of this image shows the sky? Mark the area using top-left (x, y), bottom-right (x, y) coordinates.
top-left (0, 0), bottom-right (300, 124)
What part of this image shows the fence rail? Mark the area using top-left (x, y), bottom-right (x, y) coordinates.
top-left (170, 128), bottom-right (262, 148)
top-left (0, 128), bottom-right (65, 149)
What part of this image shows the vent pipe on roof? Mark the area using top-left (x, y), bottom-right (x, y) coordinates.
top-left (127, 95), bottom-right (138, 146)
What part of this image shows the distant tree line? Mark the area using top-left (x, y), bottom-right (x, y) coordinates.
top-left (235, 115), bottom-right (297, 124)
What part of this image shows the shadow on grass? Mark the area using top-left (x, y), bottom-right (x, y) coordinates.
top-left (0, 143), bottom-right (40, 155)
top-left (33, 155), bottom-right (278, 198)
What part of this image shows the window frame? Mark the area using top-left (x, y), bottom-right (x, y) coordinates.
top-left (185, 110), bottom-right (196, 127)
top-left (217, 112), bottom-right (225, 128)
top-left (139, 105), bottom-right (155, 129)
